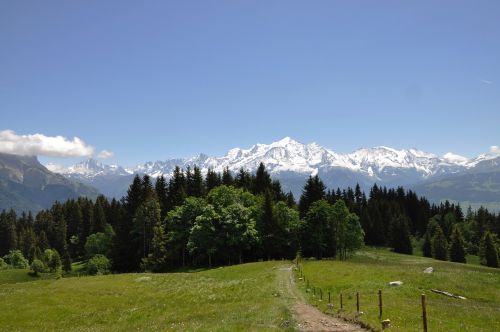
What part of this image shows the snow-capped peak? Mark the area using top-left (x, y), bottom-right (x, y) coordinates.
top-left (46, 137), bottom-right (490, 184)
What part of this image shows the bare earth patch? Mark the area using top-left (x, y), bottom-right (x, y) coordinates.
top-left (279, 266), bottom-right (369, 332)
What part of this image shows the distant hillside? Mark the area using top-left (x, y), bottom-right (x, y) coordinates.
top-left (413, 157), bottom-right (500, 211)
top-left (0, 153), bottom-right (99, 213)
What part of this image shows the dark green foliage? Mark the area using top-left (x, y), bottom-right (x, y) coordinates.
top-left (221, 167), bottom-right (234, 186)
top-left (2, 162), bottom-right (499, 274)
top-left (422, 231), bottom-right (432, 258)
top-left (62, 250), bottom-right (72, 272)
top-left (298, 175), bottom-right (326, 219)
top-left (432, 226), bottom-right (448, 261)
top-left (186, 166), bottom-right (205, 198)
top-left (205, 168), bottom-right (221, 192)
top-left (390, 215), bottom-right (413, 255)
top-left (0, 210), bottom-right (18, 256)
top-left (449, 225), bottom-right (467, 263)
top-left (253, 163), bottom-right (272, 195)
top-left (479, 231), bottom-right (499, 267)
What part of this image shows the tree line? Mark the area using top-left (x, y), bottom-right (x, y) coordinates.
top-left (0, 163), bottom-right (499, 274)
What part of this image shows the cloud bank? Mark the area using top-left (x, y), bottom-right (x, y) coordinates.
top-left (0, 129), bottom-right (95, 158)
top-left (490, 145), bottom-right (500, 155)
top-left (97, 150), bottom-right (114, 159)
top-left (443, 152), bottom-right (468, 164)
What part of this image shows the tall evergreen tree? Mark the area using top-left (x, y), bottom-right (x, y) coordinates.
top-left (253, 163), bottom-right (272, 195)
top-left (221, 167), bottom-right (234, 186)
top-left (479, 231), bottom-right (499, 268)
top-left (155, 175), bottom-right (169, 217)
top-left (422, 231), bottom-right (432, 258)
top-left (432, 226), bottom-right (448, 261)
top-left (298, 175), bottom-right (326, 219)
top-left (449, 225), bottom-right (467, 263)
top-left (205, 168), bottom-right (221, 192)
top-left (167, 167), bottom-right (186, 210)
top-left (390, 215), bottom-right (413, 255)
top-left (187, 166), bottom-right (205, 197)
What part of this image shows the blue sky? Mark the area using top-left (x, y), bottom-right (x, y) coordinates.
top-left (1, 1), bottom-right (499, 166)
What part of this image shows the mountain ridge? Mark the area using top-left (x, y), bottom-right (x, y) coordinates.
top-left (44, 137), bottom-right (500, 208)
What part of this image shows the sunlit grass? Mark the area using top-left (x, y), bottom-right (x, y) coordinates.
top-left (297, 247), bottom-right (500, 331)
top-left (0, 261), bottom-right (293, 331)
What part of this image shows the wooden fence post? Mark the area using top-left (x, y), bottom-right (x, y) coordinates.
top-left (356, 292), bottom-right (360, 312)
top-left (340, 293), bottom-right (343, 309)
top-left (421, 294), bottom-right (428, 332)
top-left (378, 289), bottom-right (382, 318)
top-left (328, 291), bottom-right (331, 304)
top-left (320, 289), bottom-right (323, 300)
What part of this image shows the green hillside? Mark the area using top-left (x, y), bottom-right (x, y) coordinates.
top-left (298, 248), bottom-right (500, 331)
top-left (0, 262), bottom-right (293, 331)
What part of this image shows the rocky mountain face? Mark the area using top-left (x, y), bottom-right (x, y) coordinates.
top-left (45, 138), bottom-right (500, 210)
top-left (0, 152), bottom-right (99, 213)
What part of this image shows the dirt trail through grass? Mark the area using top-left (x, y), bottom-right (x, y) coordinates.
top-left (278, 266), bottom-right (369, 332)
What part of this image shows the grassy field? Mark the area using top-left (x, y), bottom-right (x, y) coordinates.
top-left (0, 261), bottom-right (293, 331)
top-left (297, 247), bottom-right (500, 332)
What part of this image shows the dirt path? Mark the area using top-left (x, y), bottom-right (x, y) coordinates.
top-left (277, 266), bottom-right (369, 332)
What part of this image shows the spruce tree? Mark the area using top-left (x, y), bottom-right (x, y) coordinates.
top-left (221, 167), bottom-right (234, 186)
top-left (432, 226), bottom-right (448, 261)
top-left (298, 175), bottom-right (326, 219)
top-left (167, 167), bottom-right (186, 210)
top-left (449, 225), bottom-right (466, 263)
top-left (390, 215), bottom-right (413, 254)
top-left (142, 216), bottom-right (167, 272)
top-left (235, 168), bottom-right (252, 191)
top-left (479, 231), bottom-right (499, 268)
top-left (422, 231), bottom-right (432, 258)
top-left (253, 163), bottom-right (272, 195)
top-left (155, 175), bottom-right (169, 217)
top-left (205, 168), bottom-right (221, 192)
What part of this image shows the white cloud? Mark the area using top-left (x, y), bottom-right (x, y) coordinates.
top-left (0, 129), bottom-right (95, 158)
top-left (480, 79), bottom-right (493, 85)
top-left (97, 150), bottom-right (114, 159)
top-left (443, 152), bottom-right (468, 164)
top-left (490, 145), bottom-right (500, 155)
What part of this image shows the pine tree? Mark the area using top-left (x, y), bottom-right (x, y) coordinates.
top-left (253, 163), bottom-right (272, 195)
top-left (298, 175), bottom-right (326, 219)
top-left (62, 250), bottom-right (72, 272)
top-left (155, 175), bottom-right (169, 218)
top-left (221, 167), bottom-right (234, 186)
top-left (235, 168), bottom-right (252, 191)
top-left (205, 168), bottom-right (221, 192)
top-left (449, 225), bottom-right (466, 263)
top-left (187, 166), bottom-right (205, 197)
top-left (432, 226), bottom-right (448, 261)
top-left (0, 210), bottom-right (18, 256)
top-left (92, 198), bottom-right (107, 234)
top-left (390, 215), bottom-right (413, 254)
top-left (259, 190), bottom-right (278, 260)
top-left (142, 216), bottom-right (167, 272)
top-left (422, 231), bottom-right (432, 258)
top-left (167, 167), bottom-right (186, 210)
top-left (479, 231), bottom-right (499, 268)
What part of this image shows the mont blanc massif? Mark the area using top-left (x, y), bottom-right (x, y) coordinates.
top-left (17, 137), bottom-right (493, 212)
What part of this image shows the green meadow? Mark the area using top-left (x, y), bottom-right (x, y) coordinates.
top-left (0, 261), bottom-right (293, 331)
top-left (297, 247), bottom-right (500, 331)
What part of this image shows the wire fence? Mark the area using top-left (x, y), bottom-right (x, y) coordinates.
top-left (294, 263), bottom-right (500, 331)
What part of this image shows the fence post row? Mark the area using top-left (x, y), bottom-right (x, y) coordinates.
top-left (340, 293), bottom-right (343, 309)
top-left (356, 292), bottom-right (360, 313)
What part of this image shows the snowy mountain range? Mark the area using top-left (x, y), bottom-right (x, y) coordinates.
top-left (45, 137), bottom-right (500, 205)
